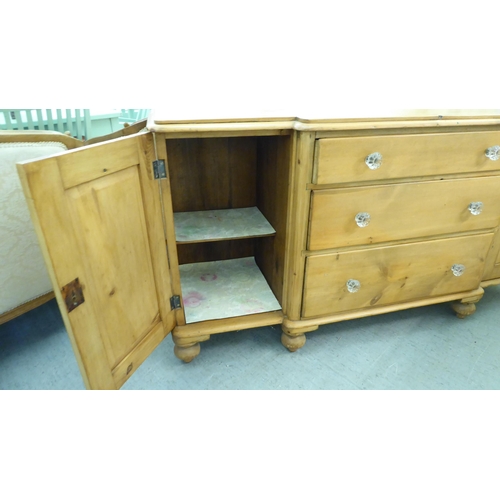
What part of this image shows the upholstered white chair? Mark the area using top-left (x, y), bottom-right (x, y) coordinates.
top-left (0, 131), bottom-right (83, 324)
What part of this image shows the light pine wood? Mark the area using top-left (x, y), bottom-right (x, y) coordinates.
top-left (154, 133), bottom-right (186, 327)
top-left (282, 131), bottom-right (316, 320)
top-left (308, 176), bottom-right (500, 251)
top-left (483, 227), bottom-right (500, 280)
top-left (84, 119), bottom-right (147, 146)
top-left (314, 131), bottom-right (500, 185)
top-left (58, 137), bottom-right (139, 189)
top-left (284, 287), bottom-right (485, 332)
top-left (281, 332), bottom-right (306, 352)
top-left (174, 343), bottom-right (201, 363)
top-left (13, 110), bottom-right (500, 385)
top-left (482, 277), bottom-right (500, 288)
top-left (149, 108), bottom-right (500, 135)
top-left (255, 135), bottom-right (291, 304)
top-left (451, 291), bottom-right (484, 319)
top-left (0, 292), bottom-right (54, 326)
top-left (17, 134), bottom-right (175, 390)
top-left (302, 234), bottom-right (493, 319)
top-left (173, 310), bottom-right (283, 339)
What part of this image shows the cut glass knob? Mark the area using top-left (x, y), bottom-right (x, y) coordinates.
top-left (355, 212), bottom-right (371, 227)
top-left (365, 152), bottom-right (383, 170)
top-left (346, 279), bottom-right (361, 293)
top-left (451, 264), bottom-right (465, 277)
top-left (485, 146), bottom-right (500, 161)
top-left (468, 202), bottom-right (484, 215)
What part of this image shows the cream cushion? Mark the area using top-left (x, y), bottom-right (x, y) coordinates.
top-left (0, 142), bottom-right (67, 315)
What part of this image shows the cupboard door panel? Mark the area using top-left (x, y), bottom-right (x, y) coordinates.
top-left (17, 133), bottom-right (175, 389)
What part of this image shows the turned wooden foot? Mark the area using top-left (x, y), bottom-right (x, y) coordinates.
top-left (281, 332), bottom-right (306, 352)
top-left (174, 343), bottom-right (201, 363)
top-left (451, 301), bottom-right (477, 319)
top-left (451, 293), bottom-right (483, 319)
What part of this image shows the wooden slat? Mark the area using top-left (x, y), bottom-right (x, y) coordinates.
top-left (65, 109), bottom-right (73, 136)
top-left (14, 110), bottom-right (23, 130)
top-left (36, 110), bottom-right (45, 131)
top-left (255, 135), bottom-right (291, 305)
top-left (46, 109), bottom-right (55, 130)
top-left (25, 110), bottom-right (35, 129)
top-left (83, 109), bottom-right (92, 140)
top-left (74, 109), bottom-right (82, 139)
top-left (56, 109), bottom-right (65, 133)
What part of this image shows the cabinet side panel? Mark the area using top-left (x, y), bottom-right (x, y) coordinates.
top-left (255, 135), bottom-right (291, 304)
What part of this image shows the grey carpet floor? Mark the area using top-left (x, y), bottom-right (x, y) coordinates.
top-left (1, 286), bottom-right (499, 390)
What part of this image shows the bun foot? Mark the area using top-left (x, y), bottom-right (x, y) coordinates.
top-left (451, 291), bottom-right (483, 319)
top-left (281, 332), bottom-right (306, 352)
top-left (451, 301), bottom-right (477, 319)
top-left (174, 343), bottom-right (201, 363)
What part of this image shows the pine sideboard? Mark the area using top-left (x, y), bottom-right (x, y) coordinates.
top-left (17, 110), bottom-right (500, 389)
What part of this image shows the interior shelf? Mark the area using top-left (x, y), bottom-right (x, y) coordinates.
top-left (174, 207), bottom-right (276, 244)
top-left (179, 257), bottom-right (282, 324)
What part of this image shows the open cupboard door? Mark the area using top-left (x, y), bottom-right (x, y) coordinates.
top-left (17, 133), bottom-right (177, 389)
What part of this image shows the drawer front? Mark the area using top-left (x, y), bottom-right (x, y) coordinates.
top-left (302, 233), bottom-right (493, 319)
top-left (314, 131), bottom-right (500, 185)
top-left (308, 176), bottom-right (500, 251)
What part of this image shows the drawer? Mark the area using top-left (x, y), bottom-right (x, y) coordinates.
top-left (308, 176), bottom-right (500, 251)
top-left (302, 233), bottom-right (493, 319)
top-left (314, 131), bottom-right (500, 185)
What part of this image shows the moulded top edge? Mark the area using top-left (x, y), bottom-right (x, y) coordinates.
top-left (148, 109), bottom-right (500, 133)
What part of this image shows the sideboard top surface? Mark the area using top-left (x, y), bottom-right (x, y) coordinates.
top-left (148, 109), bottom-right (500, 134)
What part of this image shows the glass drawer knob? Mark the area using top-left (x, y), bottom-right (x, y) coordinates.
top-left (346, 279), bottom-right (361, 293)
top-left (468, 202), bottom-right (484, 215)
top-left (451, 264), bottom-right (466, 277)
top-left (365, 152), bottom-right (382, 170)
top-left (355, 212), bottom-right (371, 227)
top-left (485, 146), bottom-right (500, 161)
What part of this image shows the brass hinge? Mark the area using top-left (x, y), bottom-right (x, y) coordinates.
top-left (153, 159), bottom-right (167, 179)
top-left (61, 278), bottom-right (85, 313)
top-left (170, 295), bottom-right (182, 310)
